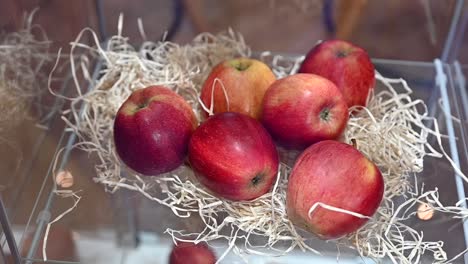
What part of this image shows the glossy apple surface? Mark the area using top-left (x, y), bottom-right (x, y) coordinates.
top-left (287, 140), bottom-right (384, 239)
top-left (188, 112), bottom-right (279, 201)
top-left (200, 57), bottom-right (276, 119)
top-left (299, 40), bottom-right (375, 107)
top-left (261, 73), bottom-right (348, 149)
top-left (169, 242), bottom-right (216, 264)
top-left (114, 86), bottom-right (197, 176)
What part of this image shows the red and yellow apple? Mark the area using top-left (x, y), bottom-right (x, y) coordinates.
top-left (114, 86), bottom-right (197, 176)
top-left (286, 140), bottom-right (384, 239)
top-left (200, 57), bottom-right (276, 120)
top-left (169, 242), bottom-right (216, 264)
top-left (299, 40), bottom-right (375, 107)
top-left (261, 73), bottom-right (348, 149)
top-left (188, 112), bottom-right (279, 201)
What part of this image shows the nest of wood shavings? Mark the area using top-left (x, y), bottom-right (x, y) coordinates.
top-left (53, 21), bottom-right (468, 263)
top-left (0, 10), bottom-right (51, 134)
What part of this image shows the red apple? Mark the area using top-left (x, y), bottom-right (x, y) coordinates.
top-left (169, 242), bottom-right (216, 264)
top-left (200, 57), bottom-right (276, 120)
top-left (188, 112), bottom-right (279, 201)
top-left (299, 40), bottom-right (375, 107)
top-left (261, 73), bottom-right (348, 149)
top-left (114, 86), bottom-right (197, 176)
top-left (286, 140), bottom-right (384, 239)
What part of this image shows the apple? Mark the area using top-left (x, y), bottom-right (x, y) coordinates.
top-left (261, 73), bottom-right (348, 149)
top-left (200, 57), bottom-right (276, 120)
top-left (169, 242), bottom-right (216, 264)
top-left (286, 140), bottom-right (384, 239)
top-left (114, 86), bottom-right (197, 176)
top-left (188, 112), bottom-right (279, 201)
top-left (298, 39), bottom-right (375, 107)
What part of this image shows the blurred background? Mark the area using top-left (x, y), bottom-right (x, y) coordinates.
top-left (1, 0), bottom-right (466, 60)
top-left (0, 0), bottom-right (467, 263)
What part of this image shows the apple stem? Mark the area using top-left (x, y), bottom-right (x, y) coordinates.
top-left (320, 108), bottom-right (330, 121)
top-left (137, 102), bottom-right (149, 110)
top-left (336, 50), bottom-right (348, 58)
top-left (251, 173), bottom-right (264, 186)
top-left (351, 138), bottom-right (357, 148)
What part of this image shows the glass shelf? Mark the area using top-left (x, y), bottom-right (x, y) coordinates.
top-left (1, 1), bottom-right (467, 263)
top-left (0, 58), bottom-right (465, 264)
top-left (0, 68), bottom-right (76, 264)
